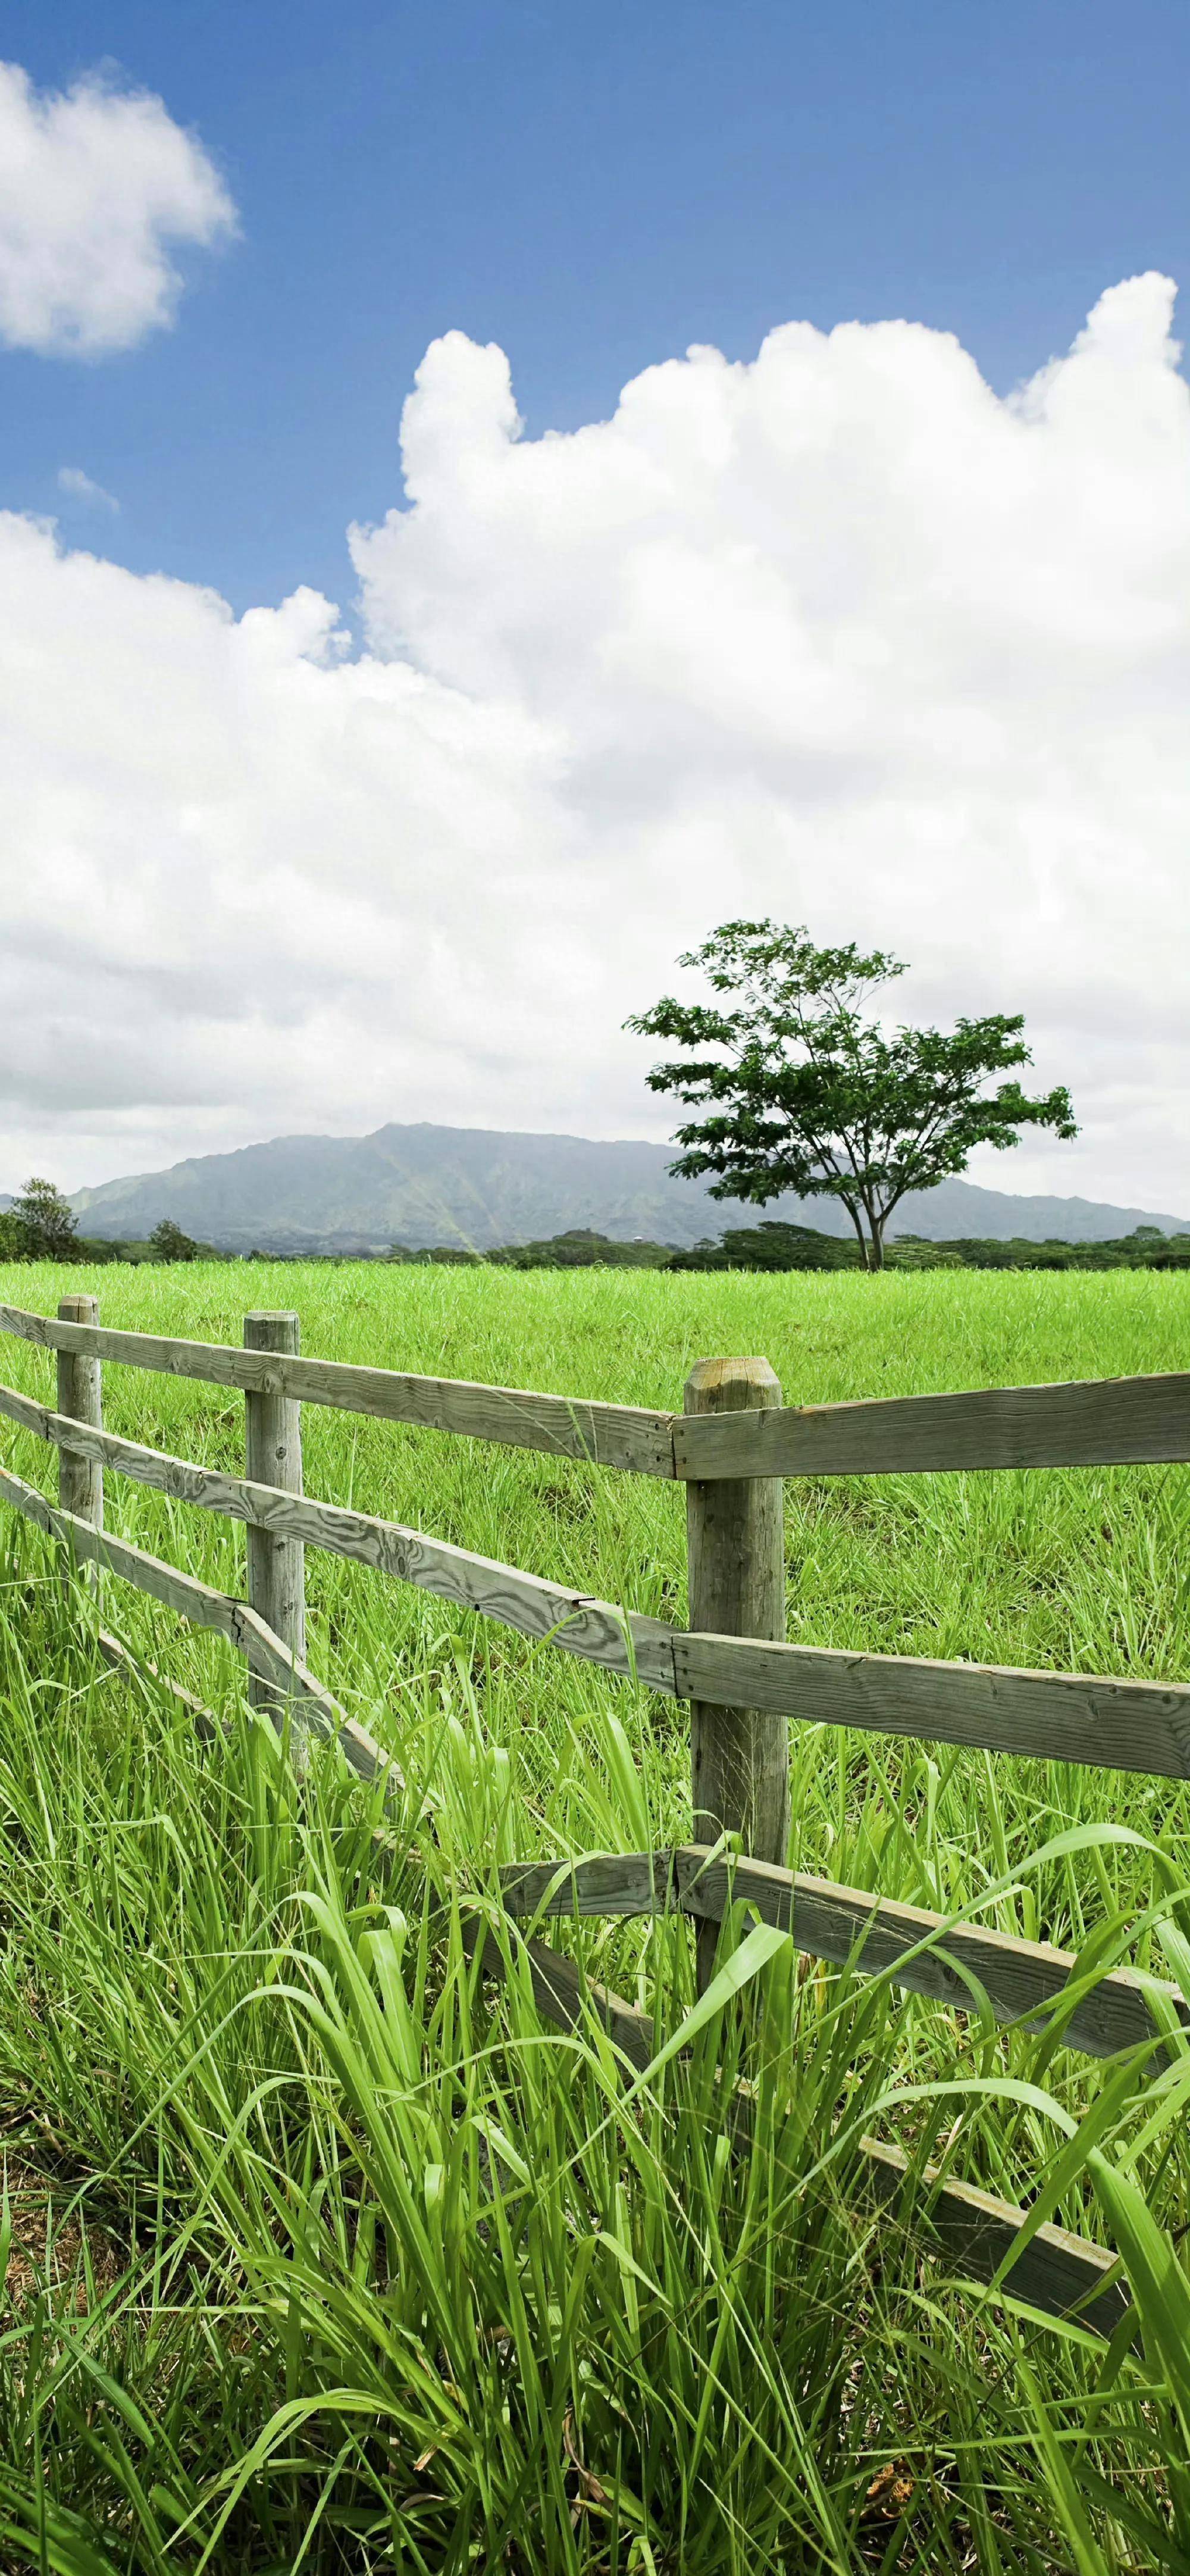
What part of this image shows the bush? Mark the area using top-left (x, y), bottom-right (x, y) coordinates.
top-left (668, 1221), bottom-right (859, 1273)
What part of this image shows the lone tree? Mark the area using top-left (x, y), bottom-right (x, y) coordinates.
top-left (149, 1218), bottom-right (199, 1262)
top-left (627, 921), bottom-right (1077, 1271)
top-left (7, 1177), bottom-right (79, 1262)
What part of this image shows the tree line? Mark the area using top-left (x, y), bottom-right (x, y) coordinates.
top-left (388, 1221), bottom-right (1190, 1273)
top-left (0, 1180), bottom-right (205, 1265)
top-left (5, 1193), bottom-right (1189, 1280)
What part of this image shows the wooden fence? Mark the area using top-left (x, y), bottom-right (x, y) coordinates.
top-left (2, 1290), bottom-right (1189, 2340)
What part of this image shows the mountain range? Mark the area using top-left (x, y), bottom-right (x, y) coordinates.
top-left (60, 1123), bottom-right (1190, 1254)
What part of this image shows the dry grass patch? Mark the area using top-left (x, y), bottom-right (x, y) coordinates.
top-left (2, 2152), bottom-right (124, 2313)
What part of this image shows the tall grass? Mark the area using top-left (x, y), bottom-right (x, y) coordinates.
top-left (1, 1262), bottom-right (1189, 2569)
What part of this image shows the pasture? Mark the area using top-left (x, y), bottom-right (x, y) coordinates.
top-left (1, 1259), bottom-right (1189, 2572)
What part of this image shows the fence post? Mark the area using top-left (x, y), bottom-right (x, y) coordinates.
top-left (57, 1293), bottom-right (104, 1533)
top-left (243, 1310), bottom-right (305, 1721)
top-left (684, 1355), bottom-right (787, 1989)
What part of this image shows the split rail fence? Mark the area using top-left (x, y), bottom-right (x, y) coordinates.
top-left (2, 1290), bottom-right (1190, 2340)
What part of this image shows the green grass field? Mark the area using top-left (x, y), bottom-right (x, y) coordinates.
top-left (1, 1261), bottom-right (1189, 2573)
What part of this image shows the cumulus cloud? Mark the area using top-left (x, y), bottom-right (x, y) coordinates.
top-left (57, 466), bottom-right (118, 511)
top-left (2, 275), bottom-right (1189, 1208)
top-left (0, 60), bottom-right (236, 356)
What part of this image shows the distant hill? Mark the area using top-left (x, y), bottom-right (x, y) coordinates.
top-left (65, 1123), bottom-right (1190, 1255)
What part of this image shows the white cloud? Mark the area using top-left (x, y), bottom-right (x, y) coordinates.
top-left (57, 466), bottom-right (118, 511)
top-left (0, 60), bottom-right (236, 357)
top-left (2, 275), bottom-right (1189, 1211)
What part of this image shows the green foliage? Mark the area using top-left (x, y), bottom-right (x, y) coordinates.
top-left (893, 1231), bottom-right (1190, 1273)
top-left (668, 1219), bottom-right (860, 1271)
top-left (0, 1183), bottom-right (201, 1268)
top-left (29, 1228), bottom-right (224, 1267)
top-left (394, 1223), bottom-right (1190, 1277)
top-left (4, 1174), bottom-right (79, 1261)
top-left (148, 1216), bottom-right (200, 1262)
top-left (490, 1227), bottom-right (677, 1270)
top-left (665, 1223), bottom-right (1190, 1275)
top-left (882, 1239), bottom-right (966, 1270)
top-left (1, 1261), bottom-right (1189, 2564)
top-left (390, 1230), bottom-right (682, 1269)
top-left (628, 919), bottom-right (1078, 1269)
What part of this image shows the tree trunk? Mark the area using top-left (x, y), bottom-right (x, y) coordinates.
top-left (844, 1203), bottom-right (870, 1270)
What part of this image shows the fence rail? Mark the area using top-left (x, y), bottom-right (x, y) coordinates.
top-left (4, 1299), bottom-right (1189, 1477)
top-left (0, 1455), bottom-right (399, 1796)
top-left (0, 1301), bottom-right (678, 1475)
top-left (0, 1377), bottom-right (672, 1678)
top-left (2, 1289), bottom-right (1186, 2340)
top-left (671, 1369), bottom-right (1190, 1477)
top-left (3, 1370), bottom-right (1186, 1774)
top-left (499, 1845), bottom-right (1187, 2063)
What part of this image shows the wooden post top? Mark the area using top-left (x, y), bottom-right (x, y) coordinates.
top-left (244, 1309), bottom-right (300, 1344)
top-left (684, 1355), bottom-right (781, 1415)
top-left (58, 1292), bottom-right (99, 1324)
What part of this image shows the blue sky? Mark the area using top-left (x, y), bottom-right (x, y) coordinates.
top-left (4, 0), bottom-right (1188, 614)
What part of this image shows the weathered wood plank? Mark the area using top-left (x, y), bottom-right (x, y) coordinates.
top-left (672, 1847), bottom-right (1185, 2061)
top-left (675, 1372), bottom-right (1190, 1480)
top-left (6, 1380), bottom-right (1189, 1777)
top-left (0, 1303), bottom-right (677, 1476)
top-left (497, 1845), bottom-right (1183, 2063)
top-left (499, 1852), bottom-right (674, 1919)
top-left (466, 1922), bottom-right (655, 2071)
top-left (243, 1311), bottom-right (305, 1724)
top-left (8, 1301), bottom-right (1187, 1484)
top-left (674, 1633), bottom-right (1190, 1779)
top-left (685, 1356), bottom-right (788, 1992)
top-left (0, 1380), bottom-right (678, 1688)
top-left (858, 2135), bottom-right (1129, 2334)
top-left (0, 1458), bottom-right (400, 1797)
top-left (56, 1293), bottom-right (103, 1528)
